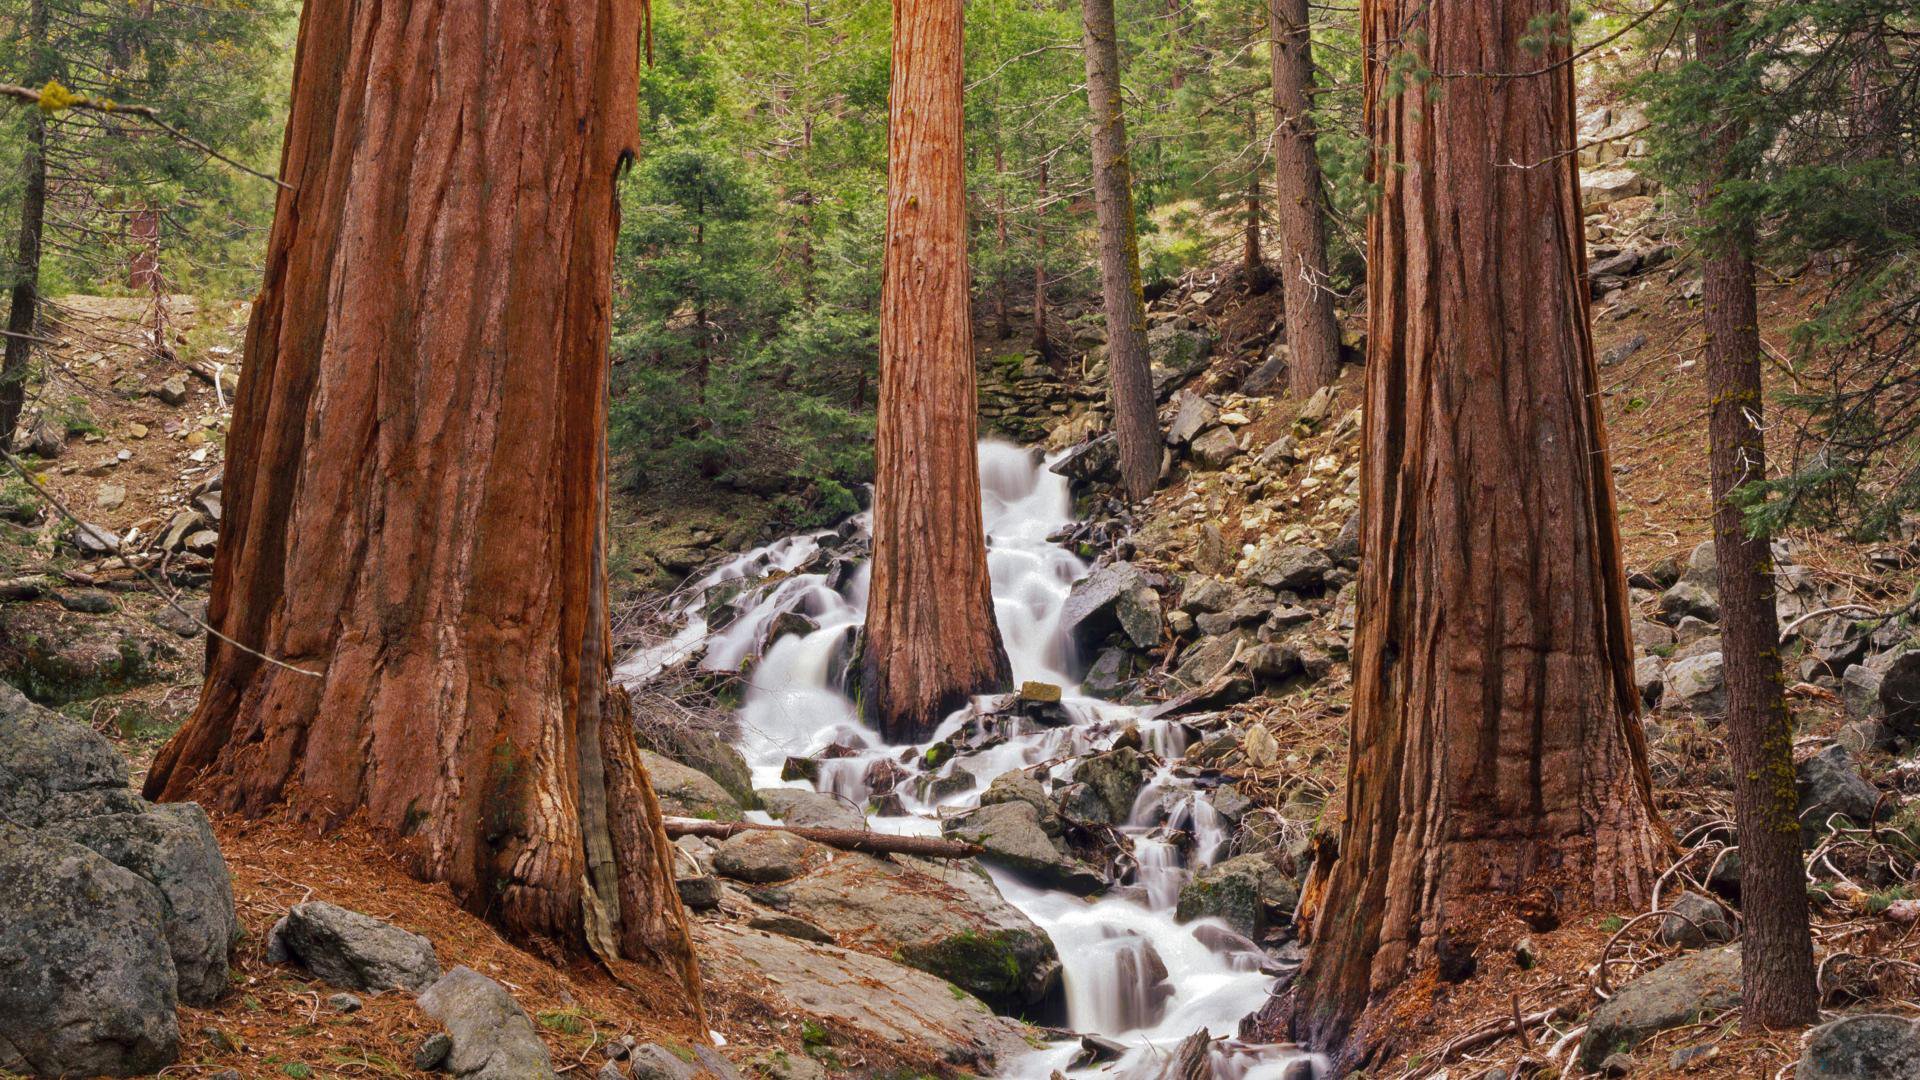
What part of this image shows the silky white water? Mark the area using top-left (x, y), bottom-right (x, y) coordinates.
top-left (619, 441), bottom-right (1321, 1078)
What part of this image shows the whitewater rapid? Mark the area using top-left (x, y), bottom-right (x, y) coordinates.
top-left (618, 441), bottom-right (1321, 1079)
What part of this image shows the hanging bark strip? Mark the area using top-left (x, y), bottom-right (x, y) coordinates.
top-left (1266, 1), bottom-right (1665, 1066)
top-left (141, 0), bottom-right (701, 1017)
top-left (1080, 0), bottom-right (1161, 504)
top-left (861, 0), bottom-right (1012, 744)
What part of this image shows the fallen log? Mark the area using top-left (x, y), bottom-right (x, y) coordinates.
top-left (661, 817), bottom-right (983, 859)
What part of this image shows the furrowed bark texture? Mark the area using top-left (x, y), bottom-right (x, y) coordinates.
top-left (1695, 6), bottom-right (1819, 1031)
top-left (141, 0), bottom-right (703, 1016)
top-left (1277, 1), bottom-right (1664, 1064)
top-left (1080, 0), bottom-right (1160, 504)
top-left (1267, 0), bottom-right (1340, 397)
top-left (862, 0), bottom-right (1011, 745)
top-left (0, 0), bottom-right (50, 452)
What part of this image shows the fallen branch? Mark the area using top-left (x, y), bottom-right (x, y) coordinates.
top-left (661, 817), bottom-right (983, 859)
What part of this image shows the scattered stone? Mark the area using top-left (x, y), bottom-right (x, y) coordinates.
top-left (68, 521), bottom-right (121, 554)
top-left (328, 992), bottom-right (363, 1013)
top-left (1797, 744), bottom-right (1884, 840)
top-left (94, 482), bottom-right (126, 510)
top-left (54, 588), bottom-right (115, 613)
top-left (414, 1032), bottom-right (455, 1071)
top-left (1843, 664), bottom-right (1887, 721)
top-left (1798, 1013), bottom-right (1920, 1080)
top-left (1580, 946), bottom-right (1741, 1070)
top-left (1167, 391), bottom-right (1219, 446)
top-left (1244, 542), bottom-right (1331, 593)
top-left (266, 901), bottom-right (440, 992)
top-left (1656, 892), bottom-right (1734, 950)
top-left (416, 966), bottom-right (557, 1080)
top-left (1659, 580), bottom-right (1721, 624)
top-left (1660, 652), bottom-right (1726, 717)
top-left (151, 600), bottom-right (208, 638)
top-left (1060, 561), bottom-right (1155, 652)
top-left (1189, 426), bottom-right (1241, 468)
top-left (154, 374), bottom-right (190, 406)
top-left (1880, 652), bottom-right (1920, 740)
top-left (1072, 748), bottom-right (1146, 823)
top-left (676, 875), bottom-right (723, 911)
top-left (1634, 656), bottom-right (1665, 706)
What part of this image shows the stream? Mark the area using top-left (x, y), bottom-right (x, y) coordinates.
top-left (618, 441), bottom-right (1322, 1079)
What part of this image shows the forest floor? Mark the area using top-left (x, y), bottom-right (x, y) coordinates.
top-left (5, 225), bottom-right (1920, 1078)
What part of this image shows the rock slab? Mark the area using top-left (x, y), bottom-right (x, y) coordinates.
top-left (417, 966), bottom-right (558, 1080)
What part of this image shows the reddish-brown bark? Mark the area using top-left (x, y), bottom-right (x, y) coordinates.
top-left (1695, 5), bottom-right (1818, 1031)
top-left (142, 0), bottom-right (702, 1017)
top-left (1268, 0), bottom-right (1339, 397)
top-left (860, 0), bottom-right (1011, 744)
top-left (1081, 0), bottom-right (1160, 504)
top-left (1270, 1), bottom-right (1665, 1065)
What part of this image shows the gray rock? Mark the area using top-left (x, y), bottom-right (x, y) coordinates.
top-left (414, 1032), bottom-right (455, 1071)
top-left (1632, 619), bottom-right (1676, 651)
top-left (626, 1042), bottom-right (741, 1080)
top-left (1880, 651), bottom-right (1920, 741)
top-left (0, 822), bottom-right (180, 1077)
top-left (68, 521), bottom-right (121, 554)
top-left (777, 852), bottom-right (1061, 1013)
top-left (747, 912), bottom-right (837, 945)
top-left (1172, 632), bottom-right (1250, 691)
top-left (1798, 744), bottom-right (1884, 840)
top-left (638, 730), bottom-right (757, 811)
top-left (267, 901), bottom-right (441, 992)
top-left (746, 1049), bottom-right (830, 1080)
top-left (1660, 652), bottom-right (1726, 717)
top-left (1180, 575), bottom-right (1238, 614)
top-left (1656, 892), bottom-right (1733, 950)
top-left (1175, 853), bottom-right (1297, 938)
top-left (417, 966), bottom-right (557, 1080)
top-left (1255, 434), bottom-right (1299, 469)
top-left (1072, 748), bottom-right (1146, 824)
top-left (1683, 539), bottom-right (1718, 585)
top-left (1167, 392), bottom-right (1219, 446)
top-left (1844, 664), bottom-right (1887, 721)
top-left (154, 374), bottom-right (190, 405)
top-left (1189, 426), bottom-right (1241, 469)
top-left (642, 750), bottom-right (744, 822)
top-left (1051, 434), bottom-right (1120, 491)
top-left (676, 876), bottom-right (723, 911)
top-left (66, 801), bottom-right (237, 1004)
top-left (1115, 587), bottom-right (1164, 650)
top-left (1061, 561), bottom-right (1154, 652)
top-left (1798, 1014), bottom-right (1920, 1080)
top-left (1634, 656), bottom-right (1666, 707)
top-left (56, 588), bottom-right (115, 613)
top-left (942, 800), bottom-right (1104, 894)
top-left (1580, 946), bottom-right (1741, 1070)
top-left (757, 788), bottom-right (865, 831)
top-left (1084, 648), bottom-right (1137, 701)
top-left (328, 991), bottom-right (363, 1012)
top-left (712, 829), bottom-right (826, 884)
top-left (1659, 580), bottom-right (1721, 624)
top-left (1673, 633), bottom-right (1721, 660)
top-left (1245, 543), bottom-right (1331, 593)
top-left (979, 770), bottom-right (1058, 830)
top-left (693, 923), bottom-right (1028, 1070)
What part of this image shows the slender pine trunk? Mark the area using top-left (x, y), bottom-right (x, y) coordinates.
top-left (1080, 0), bottom-right (1160, 503)
top-left (1268, 0), bottom-right (1340, 397)
top-left (1, 0), bottom-right (51, 451)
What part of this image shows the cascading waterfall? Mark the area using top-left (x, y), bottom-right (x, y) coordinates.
top-left (620, 441), bottom-right (1322, 1079)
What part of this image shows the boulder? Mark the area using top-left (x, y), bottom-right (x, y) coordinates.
top-left (417, 966), bottom-right (557, 1080)
top-left (1060, 561), bottom-right (1155, 652)
top-left (1798, 1014), bottom-right (1920, 1080)
top-left (1072, 748), bottom-right (1146, 824)
top-left (1084, 648), bottom-right (1137, 701)
top-left (1660, 653), bottom-right (1726, 717)
top-left (1244, 542), bottom-right (1331, 593)
top-left (778, 853), bottom-right (1061, 1013)
top-left (1659, 580), bottom-right (1721, 624)
top-left (942, 801), bottom-right (1104, 894)
top-left (1634, 656), bottom-right (1665, 707)
top-left (757, 788), bottom-right (866, 831)
top-left (1656, 892), bottom-right (1734, 950)
top-left (1189, 426), bottom-right (1241, 469)
top-left (1167, 392), bottom-right (1219, 446)
top-left (1843, 664), bottom-right (1886, 722)
top-left (692, 923), bottom-right (1029, 1070)
top-left (979, 770), bottom-right (1058, 831)
top-left (642, 750), bottom-right (743, 822)
top-left (1179, 575), bottom-right (1238, 614)
top-left (1115, 587), bottom-right (1164, 650)
top-left (625, 1043), bottom-right (741, 1080)
top-left (1172, 632), bottom-right (1250, 691)
top-left (1580, 946), bottom-right (1741, 1070)
top-left (1051, 434), bottom-right (1120, 492)
top-left (712, 829), bottom-right (827, 884)
top-left (1880, 651), bottom-right (1920, 740)
top-left (1175, 853), bottom-right (1297, 938)
top-left (267, 901), bottom-right (440, 992)
top-left (1798, 744), bottom-right (1884, 840)
top-left (0, 823), bottom-right (180, 1078)
top-left (637, 729), bottom-right (756, 811)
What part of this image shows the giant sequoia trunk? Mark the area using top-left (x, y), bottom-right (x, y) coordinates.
top-left (1267, 0), bottom-right (1340, 398)
top-left (1080, 0), bottom-right (1160, 504)
top-left (1273, 1), bottom-right (1664, 1064)
top-left (860, 0), bottom-right (1012, 744)
top-left (142, 0), bottom-right (703, 1017)
top-left (1695, 6), bottom-right (1818, 1030)
top-left (0, 0), bottom-right (50, 452)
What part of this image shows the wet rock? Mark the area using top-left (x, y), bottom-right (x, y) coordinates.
top-left (1051, 434), bottom-right (1120, 492)
top-left (1060, 561), bottom-right (1155, 652)
top-left (1798, 1014), bottom-right (1920, 1080)
top-left (778, 852), bottom-right (1061, 1014)
top-left (1579, 945), bottom-right (1740, 1070)
top-left (1073, 747), bottom-right (1146, 824)
top-left (1244, 542), bottom-right (1331, 593)
top-left (712, 829), bottom-right (827, 884)
top-left (1656, 892), bottom-right (1733, 950)
top-left (417, 966), bottom-right (557, 1080)
top-left (1798, 744), bottom-right (1884, 841)
top-left (942, 800), bottom-right (1104, 894)
top-left (1084, 648), bottom-right (1138, 701)
top-left (757, 788), bottom-right (865, 831)
top-left (0, 821), bottom-right (180, 1077)
top-left (266, 901), bottom-right (440, 992)
top-left (979, 770), bottom-right (1059, 832)
top-left (1660, 653), bottom-right (1726, 717)
top-left (692, 923), bottom-right (1029, 1070)
top-left (1175, 853), bottom-right (1298, 938)
top-left (642, 750), bottom-right (743, 822)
